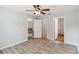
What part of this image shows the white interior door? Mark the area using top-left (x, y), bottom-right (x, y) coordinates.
top-left (33, 20), bottom-right (42, 38)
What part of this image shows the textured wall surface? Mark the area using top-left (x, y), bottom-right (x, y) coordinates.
top-left (0, 7), bottom-right (28, 49)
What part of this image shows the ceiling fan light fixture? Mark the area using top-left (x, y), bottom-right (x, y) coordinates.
top-left (25, 5), bottom-right (50, 15)
top-left (35, 11), bottom-right (41, 15)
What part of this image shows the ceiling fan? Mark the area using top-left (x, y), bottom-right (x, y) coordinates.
top-left (25, 5), bottom-right (50, 15)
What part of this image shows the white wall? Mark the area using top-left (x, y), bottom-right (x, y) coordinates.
top-left (54, 9), bottom-right (78, 45)
top-left (76, 7), bottom-right (79, 51)
top-left (28, 21), bottom-right (32, 28)
top-left (42, 19), bottom-right (47, 38)
top-left (43, 15), bottom-right (54, 40)
top-left (54, 18), bottom-right (58, 39)
top-left (0, 7), bottom-right (28, 49)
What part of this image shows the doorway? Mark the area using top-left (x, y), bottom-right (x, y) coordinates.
top-left (33, 19), bottom-right (42, 38)
top-left (27, 18), bottom-right (47, 40)
top-left (27, 18), bottom-right (33, 39)
top-left (54, 17), bottom-right (64, 42)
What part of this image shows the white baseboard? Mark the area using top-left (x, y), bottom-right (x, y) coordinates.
top-left (64, 41), bottom-right (77, 46)
top-left (0, 39), bottom-right (28, 50)
top-left (48, 38), bottom-right (54, 40)
top-left (64, 41), bottom-right (79, 52)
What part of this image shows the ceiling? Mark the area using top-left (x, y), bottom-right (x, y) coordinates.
top-left (0, 5), bottom-right (79, 14)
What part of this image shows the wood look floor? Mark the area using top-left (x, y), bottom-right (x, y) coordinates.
top-left (0, 38), bottom-right (79, 54)
top-left (55, 34), bottom-right (64, 42)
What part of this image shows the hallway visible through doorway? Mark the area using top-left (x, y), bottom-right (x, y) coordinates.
top-left (56, 34), bottom-right (64, 42)
top-left (28, 18), bottom-right (33, 39)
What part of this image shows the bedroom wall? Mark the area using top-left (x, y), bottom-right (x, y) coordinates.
top-left (76, 7), bottom-right (79, 51)
top-left (42, 19), bottom-right (47, 38)
top-left (43, 15), bottom-right (54, 40)
top-left (0, 7), bottom-right (28, 49)
top-left (28, 21), bottom-right (32, 28)
top-left (54, 18), bottom-right (58, 39)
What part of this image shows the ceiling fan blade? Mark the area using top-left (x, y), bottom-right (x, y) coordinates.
top-left (41, 12), bottom-right (45, 14)
top-left (33, 5), bottom-right (36, 9)
top-left (41, 9), bottom-right (50, 11)
top-left (25, 10), bottom-right (34, 11)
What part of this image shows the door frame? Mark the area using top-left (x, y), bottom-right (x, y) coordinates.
top-left (54, 16), bottom-right (65, 42)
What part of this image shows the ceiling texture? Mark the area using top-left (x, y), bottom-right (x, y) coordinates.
top-left (0, 5), bottom-right (79, 15)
